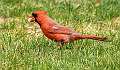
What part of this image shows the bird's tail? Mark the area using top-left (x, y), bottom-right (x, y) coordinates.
top-left (71, 33), bottom-right (107, 41)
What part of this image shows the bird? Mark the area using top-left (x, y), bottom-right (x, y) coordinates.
top-left (28, 10), bottom-right (107, 47)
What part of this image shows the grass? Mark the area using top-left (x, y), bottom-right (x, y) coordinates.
top-left (0, 0), bottom-right (120, 70)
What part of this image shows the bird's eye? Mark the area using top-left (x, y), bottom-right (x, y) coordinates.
top-left (32, 13), bottom-right (37, 17)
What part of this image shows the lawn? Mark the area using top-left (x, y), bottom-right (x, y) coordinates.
top-left (0, 0), bottom-right (120, 70)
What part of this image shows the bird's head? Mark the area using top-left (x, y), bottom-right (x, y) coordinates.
top-left (28, 10), bottom-right (48, 22)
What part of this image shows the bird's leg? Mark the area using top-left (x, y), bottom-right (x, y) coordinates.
top-left (57, 42), bottom-right (64, 49)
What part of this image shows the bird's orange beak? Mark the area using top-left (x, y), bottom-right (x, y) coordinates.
top-left (28, 16), bottom-right (35, 22)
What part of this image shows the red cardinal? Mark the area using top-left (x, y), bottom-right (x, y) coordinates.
top-left (28, 10), bottom-right (107, 46)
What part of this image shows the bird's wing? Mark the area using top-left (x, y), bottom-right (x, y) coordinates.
top-left (48, 25), bottom-right (74, 35)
